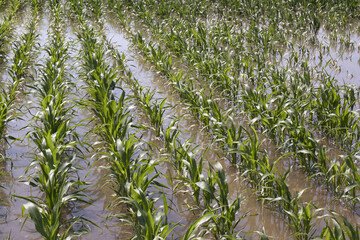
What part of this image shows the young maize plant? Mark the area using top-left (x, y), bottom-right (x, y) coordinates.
top-left (128, 78), bottom-right (170, 137)
top-left (106, 5), bottom-right (264, 239)
top-left (0, 0), bottom-right (42, 142)
top-left (312, 79), bottom-right (360, 149)
top-left (80, 2), bottom-right (252, 239)
top-left (0, 0), bottom-right (42, 213)
top-left (0, 0), bottom-right (6, 8)
top-left (30, 0), bottom-right (43, 14)
top-left (200, 162), bottom-right (248, 239)
top-left (117, 0), bottom-right (360, 153)
top-left (17, 2), bottom-right (90, 239)
top-left (108, 10), bottom-right (289, 239)
top-left (0, 0), bottom-right (23, 61)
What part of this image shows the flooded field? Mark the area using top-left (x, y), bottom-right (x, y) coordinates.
top-left (0, 0), bottom-right (360, 239)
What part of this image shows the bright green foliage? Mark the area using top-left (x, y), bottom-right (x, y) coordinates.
top-left (18, 2), bottom-right (90, 239)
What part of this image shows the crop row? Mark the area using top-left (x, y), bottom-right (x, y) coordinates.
top-left (0, 0), bottom-right (41, 208)
top-left (0, 0), bottom-right (24, 62)
top-left (16, 1), bottom-right (90, 239)
top-left (0, 0), bottom-right (31, 140)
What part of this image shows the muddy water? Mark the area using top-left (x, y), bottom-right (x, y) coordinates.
top-left (275, 26), bottom-right (360, 86)
top-left (314, 27), bottom-right (360, 86)
top-left (260, 133), bottom-right (360, 229)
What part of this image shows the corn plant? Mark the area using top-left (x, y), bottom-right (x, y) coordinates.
top-left (18, 2), bottom-right (90, 238)
top-left (0, 0), bottom-right (39, 141)
top-left (132, 86), bottom-right (169, 137)
top-left (0, 89), bottom-right (15, 140)
top-left (196, 162), bottom-right (247, 239)
top-left (0, 0), bottom-right (23, 58)
top-left (119, 189), bottom-right (177, 239)
top-left (319, 210), bottom-right (360, 240)
top-left (172, 140), bottom-right (203, 207)
top-left (181, 212), bottom-right (215, 240)
top-left (105, 136), bottom-right (156, 196)
top-left (163, 119), bottom-right (181, 153)
top-left (312, 79), bottom-right (360, 149)
top-left (122, 4), bottom-right (360, 224)
top-left (73, 10), bottom-right (178, 240)
top-left (0, 17), bottom-right (12, 61)
top-left (9, 21), bottom-right (38, 83)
